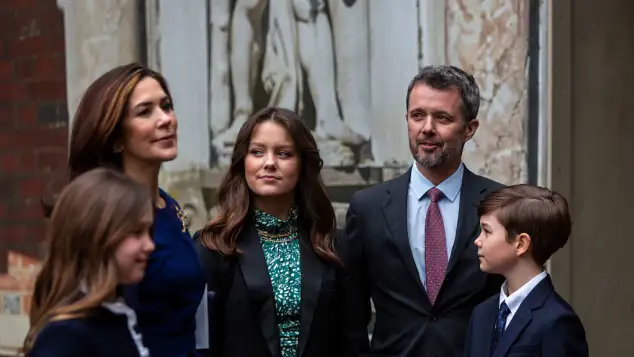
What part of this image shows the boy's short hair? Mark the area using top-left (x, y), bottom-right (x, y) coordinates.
top-left (477, 184), bottom-right (571, 265)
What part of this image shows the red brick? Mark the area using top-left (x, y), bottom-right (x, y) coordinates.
top-left (27, 80), bottom-right (65, 101)
top-left (19, 179), bottom-right (45, 197)
top-left (0, 82), bottom-right (26, 102)
top-left (9, 200), bottom-right (42, 220)
top-left (37, 149), bottom-right (66, 172)
top-left (45, 174), bottom-right (66, 194)
top-left (1, 0), bottom-right (67, 264)
top-left (37, 0), bottom-right (62, 10)
top-left (6, 35), bottom-right (62, 57)
top-left (0, 153), bottom-right (20, 173)
top-left (6, 36), bottom-right (46, 57)
top-left (35, 55), bottom-right (64, 80)
top-left (39, 8), bottom-right (64, 36)
top-left (19, 151), bottom-right (37, 172)
top-left (1, 0), bottom-right (39, 11)
top-left (25, 224), bottom-right (47, 244)
top-left (0, 131), bottom-right (9, 148)
top-left (0, 60), bottom-right (12, 80)
top-left (13, 56), bottom-right (36, 79)
top-left (13, 55), bottom-right (64, 81)
top-left (5, 225), bottom-right (28, 245)
top-left (14, 127), bottom-right (68, 148)
top-left (0, 104), bottom-right (14, 127)
top-left (8, 129), bottom-right (43, 149)
top-left (11, 11), bottom-right (42, 40)
top-left (17, 103), bottom-right (36, 126)
top-left (0, 13), bottom-right (11, 40)
top-left (0, 178), bottom-right (16, 202)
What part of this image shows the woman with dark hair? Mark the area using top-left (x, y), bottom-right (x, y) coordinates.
top-left (45, 63), bottom-right (206, 357)
top-left (195, 107), bottom-right (366, 357)
top-left (25, 168), bottom-right (155, 357)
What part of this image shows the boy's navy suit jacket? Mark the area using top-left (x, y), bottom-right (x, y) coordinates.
top-left (463, 276), bottom-right (588, 357)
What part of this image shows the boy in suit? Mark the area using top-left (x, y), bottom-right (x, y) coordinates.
top-left (463, 184), bottom-right (588, 357)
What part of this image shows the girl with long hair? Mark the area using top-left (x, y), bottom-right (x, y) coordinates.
top-left (25, 168), bottom-right (155, 357)
top-left (195, 107), bottom-right (366, 357)
top-left (43, 63), bottom-right (206, 357)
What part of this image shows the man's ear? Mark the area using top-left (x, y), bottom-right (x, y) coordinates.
top-left (464, 119), bottom-right (479, 142)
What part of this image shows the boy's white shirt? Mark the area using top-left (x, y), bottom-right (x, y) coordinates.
top-left (498, 271), bottom-right (548, 329)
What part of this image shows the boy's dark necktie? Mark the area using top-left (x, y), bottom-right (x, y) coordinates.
top-left (491, 301), bottom-right (511, 354)
top-left (424, 187), bottom-right (447, 305)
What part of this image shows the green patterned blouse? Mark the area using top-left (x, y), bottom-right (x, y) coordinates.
top-left (255, 206), bottom-right (302, 357)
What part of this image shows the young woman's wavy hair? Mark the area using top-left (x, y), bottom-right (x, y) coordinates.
top-left (199, 107), bottom-right (340, 263)
top-left (24, 168), bottom-right (153, 355)
top-left (42, 62), bottom-right (172, 217)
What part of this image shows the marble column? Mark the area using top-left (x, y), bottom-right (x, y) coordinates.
top-left (156, 0), bottom-right (210, 171)
top-left (445, 0), bottom-right (530, 184)
top-left (152, 0), bottom-right (210, 232)
top-left (57, 0), bottom-right (143, 130)
top-left (368, 0), bottom-right (418, 166)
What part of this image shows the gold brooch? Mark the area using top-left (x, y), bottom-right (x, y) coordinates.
top-left (173, 204), bottom-right (190, 233)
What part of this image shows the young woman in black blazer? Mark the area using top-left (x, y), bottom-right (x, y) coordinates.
top-left (195, 107), bottom-right (367, 357)
top-left (24, 168), bottom-right (156, 357)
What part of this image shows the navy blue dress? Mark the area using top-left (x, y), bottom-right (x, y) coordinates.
top-left (129, 189), bottom-right (206, 357)
top-left (29, 302), bottom-right (148, 357)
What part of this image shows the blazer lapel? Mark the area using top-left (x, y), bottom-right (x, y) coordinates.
top-left (492, 277), bottom-right (554, 357)
top-left (297, 236), bottom-right (322, 357)
top-left (236, 224), bottom-right (280, 357)
top-left (381, 170), bottom-right (427, 295)
top-left (446, 168), bottom-right (486, 275)
top-left (475, 298), bottom-right (499, 357)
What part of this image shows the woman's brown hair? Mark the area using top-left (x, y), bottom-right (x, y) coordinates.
top-left (199, 107), bottom-right (340, 263)
top-left (24, 168), bottom-right (153, 355)
top-left (42, 62), bottom-right (172, 217)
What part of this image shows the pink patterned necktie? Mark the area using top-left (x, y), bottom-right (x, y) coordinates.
top-left (424, 187), bottom-right (447, 305)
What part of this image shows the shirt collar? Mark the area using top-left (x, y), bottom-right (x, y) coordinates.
top-left (409, 162), bottom-right (464, 202)
top-left (499, 271), bottom-right (548, 313)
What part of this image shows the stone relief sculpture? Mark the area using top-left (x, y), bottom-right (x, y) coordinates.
top-left (210, 0), bottom-right (368, 167)
top-left (144, 0), bottom-right (530, 231)
top-left (327, 0), bottom-right (371, 161)
top-left (208, 0), bottom-right (232, 138)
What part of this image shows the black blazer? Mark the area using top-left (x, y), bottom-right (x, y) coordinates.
top-left (344, 167), bottom-right (505, 357)
top-left (463, 276), bottom-right (588, 357)
top-left (194, 223), bottom-right (366, 357)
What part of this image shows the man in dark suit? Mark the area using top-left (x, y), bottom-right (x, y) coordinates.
top-left (464, 184), bottom-right (588, 357)
top-left (344, 65), bottom-right (504, 357)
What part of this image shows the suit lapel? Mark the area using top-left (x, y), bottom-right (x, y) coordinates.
top-left (492, 277), bottom-right (554, 357)
top-left (446, 168), bottom-right (486, 275)
top-left (475, 298), bottom-right (499, 357)
top-left (236, 224), bottom-right (280, 357)
top-left (298, 235), bottom-right (322, 357)
top-left (381, 169), bottom-right (427, 295)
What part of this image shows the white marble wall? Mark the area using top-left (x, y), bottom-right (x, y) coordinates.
top-left (446, 0), bottom-right (529, 184)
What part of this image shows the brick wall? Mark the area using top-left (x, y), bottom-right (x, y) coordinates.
top-left (0, 0), bottom-right (67, 352)
top-left (0, 0), bottom-right (67, 272)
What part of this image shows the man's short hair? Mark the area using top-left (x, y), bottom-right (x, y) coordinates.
top-left (406, 65), bottom-right (481, 121)
top-left (477, 184), bottom-right (572, 265)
